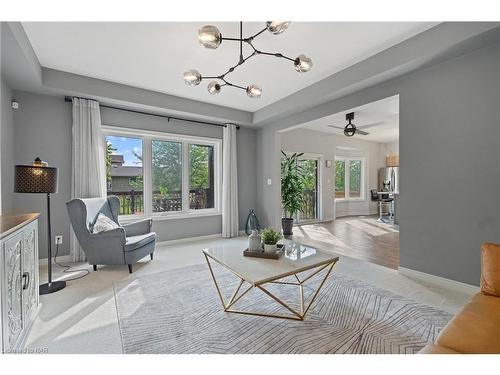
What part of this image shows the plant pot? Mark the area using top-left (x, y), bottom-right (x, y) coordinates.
top-left (263, 243), bottom-right (278, 253)
top-left (282, 218), bottom-right (294, 236)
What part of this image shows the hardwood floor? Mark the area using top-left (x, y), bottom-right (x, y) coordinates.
top-left (290, 215), bottom-right (400, 269)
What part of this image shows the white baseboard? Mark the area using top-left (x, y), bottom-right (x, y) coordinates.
top-left (335, 211), bottom-right (371, 218)
top-left (398, 267), bottom-right (479, 294)
top-left (156, 233), bottom-right (224, 246)
top-left (39, 255), bottom-right (72, 265)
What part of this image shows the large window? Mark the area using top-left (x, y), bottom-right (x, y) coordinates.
top-left (335, 157), bottom-right (365, 200)
top-left (151, 140), bottom-right (182, 213)
top-left (104, 127), bottom-right (220, 219)
top-left (189, 144), bottom-right (215, 210)
top-left (106, 135), bottom-right (144, 215)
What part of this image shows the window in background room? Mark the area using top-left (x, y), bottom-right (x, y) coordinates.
top-left (335, 160), bottom-right (346, 198)
top-left (335, 157), bottom-right (365, 200)
top-left (105, 135), bottom-right (144, 215)
top-left (151, 140), bottom-right (182, 212)
top-left (349, 160), bottom-right (362, 198)
top-left (189, 144), bottom-right (215, 209)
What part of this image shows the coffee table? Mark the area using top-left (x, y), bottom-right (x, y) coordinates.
top-left (202, 240), bottom-right (339, 321)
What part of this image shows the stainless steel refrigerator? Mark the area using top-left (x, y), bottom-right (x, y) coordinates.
top-left (378, 167), bottom-right (399, 193)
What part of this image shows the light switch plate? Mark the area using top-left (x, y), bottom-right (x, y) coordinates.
top-left (267, 178), bottom-right (272, 186)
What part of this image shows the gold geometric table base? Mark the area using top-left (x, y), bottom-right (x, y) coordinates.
top-left (204, 253), bottom-right (338, 321)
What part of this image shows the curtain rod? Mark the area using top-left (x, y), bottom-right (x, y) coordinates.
top-left (64, 96), bottom-right (240, 129)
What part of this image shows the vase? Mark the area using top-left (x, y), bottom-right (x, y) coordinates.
top-left (263, 243), bottom-right (277, 253)
top-left (282, 218), bottom-right (294, 236)
top-left (245, 209), bottom-right (261, 235)
top-left (248, 230), bottom-right (262, 251)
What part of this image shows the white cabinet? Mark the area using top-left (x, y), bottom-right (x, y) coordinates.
top-left (0, 215), bottom-right (39, 353)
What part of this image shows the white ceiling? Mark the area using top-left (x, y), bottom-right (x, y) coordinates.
top-left (22, 22), bottom-right (437, 112)
top-left (300, 95), bottom-right (399, 143)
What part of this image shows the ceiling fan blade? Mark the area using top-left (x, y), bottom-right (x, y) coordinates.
top-left (356, 121), bottom-right (385, 129)
top-left (355, 129), bottom-right (370, 135)
top-left (327, 125), bottom-right (345, 130)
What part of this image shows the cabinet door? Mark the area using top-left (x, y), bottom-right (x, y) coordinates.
top-left (2, 233), bottom-right (23, 351)
top-left (22, 223), bottom-right (38, 324)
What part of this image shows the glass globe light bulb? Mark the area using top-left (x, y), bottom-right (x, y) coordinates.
top-left (207, 81), bottom-right (221, 95)
top-left (294, 55), bottom-right (313, 73)
top-left (246, 85), bottom-right (262, 98)
top-left (266, 21), bottom-right (291, 35)
top-left (183, 70), bottom-right (202, 86)
top-left (198, 25), bottom-right (222, 49)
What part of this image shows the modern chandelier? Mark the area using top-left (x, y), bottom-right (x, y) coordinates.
top-left (183, 22), bottom-right (313, 98)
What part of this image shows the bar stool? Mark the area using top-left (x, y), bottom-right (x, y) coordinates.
top-left (370, 189), bottom-right (393, 223)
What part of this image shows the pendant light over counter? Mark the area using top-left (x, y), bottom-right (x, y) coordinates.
top-left (183, 22), bottom-right (313, 99)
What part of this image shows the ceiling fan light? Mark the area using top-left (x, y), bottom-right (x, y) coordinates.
top-left (246, 85), bottom-right (262, 98)
top-left (294, 55), bottom-right (313, 72)
top-left (344, 123), bottom-right (357, 137)
top-left (198, 25), bottom-right (222, 49)
top-left (183, 69), bottom-right (202, 86)
top-left (266, 21), bottom-right (291, 35)
top-left (207, 81), bottom-right (221, 95)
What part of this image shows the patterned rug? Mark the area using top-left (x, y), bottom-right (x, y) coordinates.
top-left (114, 263), bottom-right (451, 354)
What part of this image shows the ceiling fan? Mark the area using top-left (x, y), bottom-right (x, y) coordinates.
top-left (328, 112), bottom-right (383, 137)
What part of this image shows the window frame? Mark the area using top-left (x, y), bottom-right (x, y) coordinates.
top-left (334, 156), bottom-right (366, 202)
top-left (102, 125), bottom-right (222, 223)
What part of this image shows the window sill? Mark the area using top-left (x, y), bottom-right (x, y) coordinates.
top-left (118, 210), bottom-right (221, 224)
top-left (335, 198), bottom-right (367, 203)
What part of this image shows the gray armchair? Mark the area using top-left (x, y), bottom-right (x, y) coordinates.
top-left (66, 196), bottom-right (156, 273)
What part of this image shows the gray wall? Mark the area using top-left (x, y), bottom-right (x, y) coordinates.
top-left (12, 91), bottom-right (72, 259)
top-left (10, 93), bottom-right (257, 257)
top-left (257, 42), bottom-right (500, 285)
top-left (1, 78), bottom-right (15, 214)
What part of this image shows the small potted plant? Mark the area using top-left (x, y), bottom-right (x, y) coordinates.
top-left (261, 227), bottom-right (282, 253)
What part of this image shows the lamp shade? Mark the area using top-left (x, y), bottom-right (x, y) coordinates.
top-left (14, 165), bottom-right (58, 194)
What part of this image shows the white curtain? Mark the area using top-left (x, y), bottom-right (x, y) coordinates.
top-left (222, 124), bottom-right (239, 238)
top-left (70, 98), bottom-right (107, 261)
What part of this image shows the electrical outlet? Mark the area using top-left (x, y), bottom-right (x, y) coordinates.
top-left (55, 235), bottom-right (63, 245)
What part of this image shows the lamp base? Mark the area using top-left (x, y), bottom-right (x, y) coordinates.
top-left (39, 281), bottom-right (66, 295)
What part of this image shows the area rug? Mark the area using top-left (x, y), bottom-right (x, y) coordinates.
top-left (113, 263), bottom-right (451, 354)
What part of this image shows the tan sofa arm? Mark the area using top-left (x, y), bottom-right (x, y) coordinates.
top-left (480, 242), bottom-right (500, 296)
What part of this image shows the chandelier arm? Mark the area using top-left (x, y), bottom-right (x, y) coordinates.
top-left (220, 37), bottom-right (245, 42)
top-left (249, 27), bottom-right (268, 40)
top-left (255, 50), bottom-right (295, 62)
top-left (218, 50), bottom-right (257, 79)
top-left (223, 81), bottom-right (247, 91)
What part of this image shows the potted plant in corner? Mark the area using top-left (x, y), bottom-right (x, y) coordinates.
top-left (261, 227), bottom-right (282, 253)
top-left (281, 150), bottom-right (305, 235)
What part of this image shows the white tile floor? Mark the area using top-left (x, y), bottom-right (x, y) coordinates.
top-left (26, 236), bottom-right (476, 354)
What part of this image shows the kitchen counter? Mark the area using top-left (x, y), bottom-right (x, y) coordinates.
top-left (0, 213), bottom-right (40, 240)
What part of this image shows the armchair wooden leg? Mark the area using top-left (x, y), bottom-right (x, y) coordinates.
top-left (128, 264), bottom-right (133, 274)
top-left (150, 253), bottom-right (154, 260)
top-left (93, 265), bottom-right (97, 271)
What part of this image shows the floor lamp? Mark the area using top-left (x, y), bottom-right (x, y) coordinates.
top-left (14, 158), bottom-right (66, 295)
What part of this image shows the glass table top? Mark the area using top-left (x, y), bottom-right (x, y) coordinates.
top-left (203, 239), bottom-right (339, 286)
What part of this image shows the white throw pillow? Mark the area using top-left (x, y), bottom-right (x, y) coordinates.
top-left (92, 213), bottom-right (119, 234)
